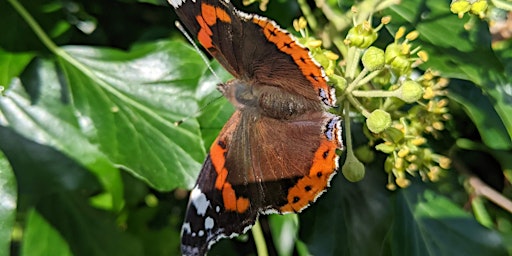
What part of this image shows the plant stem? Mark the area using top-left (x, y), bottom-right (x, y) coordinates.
top-left (7, 0), bottom-right (60, 55)
top-left (346, 67), bottom-right (369, 92)
top-left (346, 47), bottom-right (362, 80)
top-left (346, 94), bottom-right (371, 117)
top-left (343, 101), bottom-right (354, 150)
top-left (356, 69), bottom-right (383, 87)
top-left (352, 89), bottom-right (400, 98)
top-left (252, 219), bottom-right (268, 256)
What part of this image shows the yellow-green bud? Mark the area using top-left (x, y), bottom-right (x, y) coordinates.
top-left (345, 22), bottom-right (378, 49)
top-left (342, 150), bottom-right (365, 182)
top-left (385, 43), bottom-right (411, 74)
top-left (450, 0), bottom-right (471, 18)
top-left (293, 17), bottom-right (307, 31)
top-left (383, 127), bottom-right (405, 144)
top-left (362, 46), bottom-right (385, 71)
top-left (330, 74), bottom-right (347, 91)
top-left (400, 80), bottom-right (424, 103)
top-left (470, 0), bottom-right (488, 18)
top-left (366, 109), bottom-right (392, 133)
top-left (384, 156), bottom-right (394, 173)
top-left (375, 142), bottom-right (395, 154)
top-left (372, 69), bottom-right (391, 86)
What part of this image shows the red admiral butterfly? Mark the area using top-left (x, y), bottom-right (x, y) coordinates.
top-left (168, 0), bottom-right (343, 255)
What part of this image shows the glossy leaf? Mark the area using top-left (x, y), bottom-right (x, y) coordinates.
top-left (0, 49), bottom-right (33, 89)
top-left (21, 209), bottom-right (73, 256)
top-left (268, 214), bottom-right (300, 256)
top-left (58, 41), bottom-right (206, 190)
top-left (448, 79), bottom-right (512, 150)
top-left (392, 187), bottom-right (507, 256)
top-left (0, 59), bottom-right (124, 210)
top-left (0, 126), bottom-right (143, 256)
top-left (0, 151), bottom-right (16, 256)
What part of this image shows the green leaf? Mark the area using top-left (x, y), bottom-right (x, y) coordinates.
top-left (392, 186), bottom-right (507, 256)
top-left (195, 61), bottom-right (233, 148)
top-left (0, 59), bottom-right (124, 210)
top-left (0, 151), bottom-right (16, 256)
top-left (0, 127), bottom-right (143, 256)
top-left (21, 209), bottom-right (73, 256)
top-left (448, 79), bottom-right (512, 150)
top-left (0, 125), bottom-right (101, 203)
top-left (0, 49), bottom-right (33, 89)
top-left (58, 41), bottom-right (206, 190)
top-left (268, 214), bottom-right (299, 256)
top-left (35, 192), bottom-right (144, 256)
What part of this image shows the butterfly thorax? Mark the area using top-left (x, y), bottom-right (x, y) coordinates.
top-left (219, 79), bottom-right (324, 120)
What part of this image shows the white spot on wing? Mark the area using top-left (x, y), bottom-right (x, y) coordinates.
top-left (190, 186), bottom-right (210, 216)
top-left (167, 0), bottom-right (197, 8)
top-left (204, 217), bottom-right (214, 230)
top-left (182, 222), bottom-right (191, 234)
top-left (167, 0), bottom-right (185, 8)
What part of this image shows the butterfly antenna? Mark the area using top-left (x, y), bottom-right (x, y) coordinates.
top-left (174, 21), bottom-right (225, 126)
top-left (175, 21), bottom-right (221, 82)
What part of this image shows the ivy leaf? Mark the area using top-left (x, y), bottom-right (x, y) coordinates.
top-left (0, 152), bottom-right (16, 256)
top-left (0, 59), bottom-right (124, 210)
top-left (58, 41), bottom-right (207, 190)
top-left (392, 186), bottom-right (507, 256)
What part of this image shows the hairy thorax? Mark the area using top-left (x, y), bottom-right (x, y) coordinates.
top-left (218, 79), bottom-right (323, 120)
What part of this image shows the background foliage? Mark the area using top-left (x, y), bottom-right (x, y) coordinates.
top-left (1, 0), bottom-right (511, 255)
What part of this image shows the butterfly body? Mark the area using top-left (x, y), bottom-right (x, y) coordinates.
top-left (169, 0), bottom-right (343, 255)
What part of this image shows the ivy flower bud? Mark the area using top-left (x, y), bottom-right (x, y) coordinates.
top-left (376, 142), bottom-right (395, 154)
top-left (306, 39), bottom-right (323, 48)
top-left (362, 46), bottom-right (385, 71)
top-left (293, 17), bottom-right (307, 31)
top-left (385, 43), bottom-right (412, 74)
top-left (345, 22), bottom-right (378, 49)
top-left (372, 69), bottom-right (391, 86)
top-left (366, 109), bottom-right (392, 133)
top-left (470, 0), bottom-right (488, 18)
top-left (400, 80), bottom-right (424, 103)
top-left (450, 0), bottom-right (471, 18)
top-left (342, 150), bottom-right (365, 182)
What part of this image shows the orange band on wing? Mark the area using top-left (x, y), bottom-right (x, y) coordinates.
top-left (252, 18), bottom-right (330, 97)
top-left (196, 16), bottom-right (213, 49)
top-left (210, 139), bottom-right (250, 213)
top-left (279, 138), bottom-right (338, 213)
top-left (195, 3), bottom-right (232, 50)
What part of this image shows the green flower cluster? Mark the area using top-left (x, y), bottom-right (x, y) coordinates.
top-left (293, 11), bottom-right (451, 188)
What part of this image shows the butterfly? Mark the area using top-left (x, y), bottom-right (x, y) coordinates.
top-left (168, 0), bottom-right (343, 255)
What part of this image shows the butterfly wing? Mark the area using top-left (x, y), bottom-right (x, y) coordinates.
top-left (227, 111), bottom-right (342, 213)
top-left (181, 110), bottom-right (342, 255)
top-left (181, 111), bottom-right (258, 256)
top-left (171, 1), bottom-right (343, 255)
top-left (169, 0), bottom-right (336, 107)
